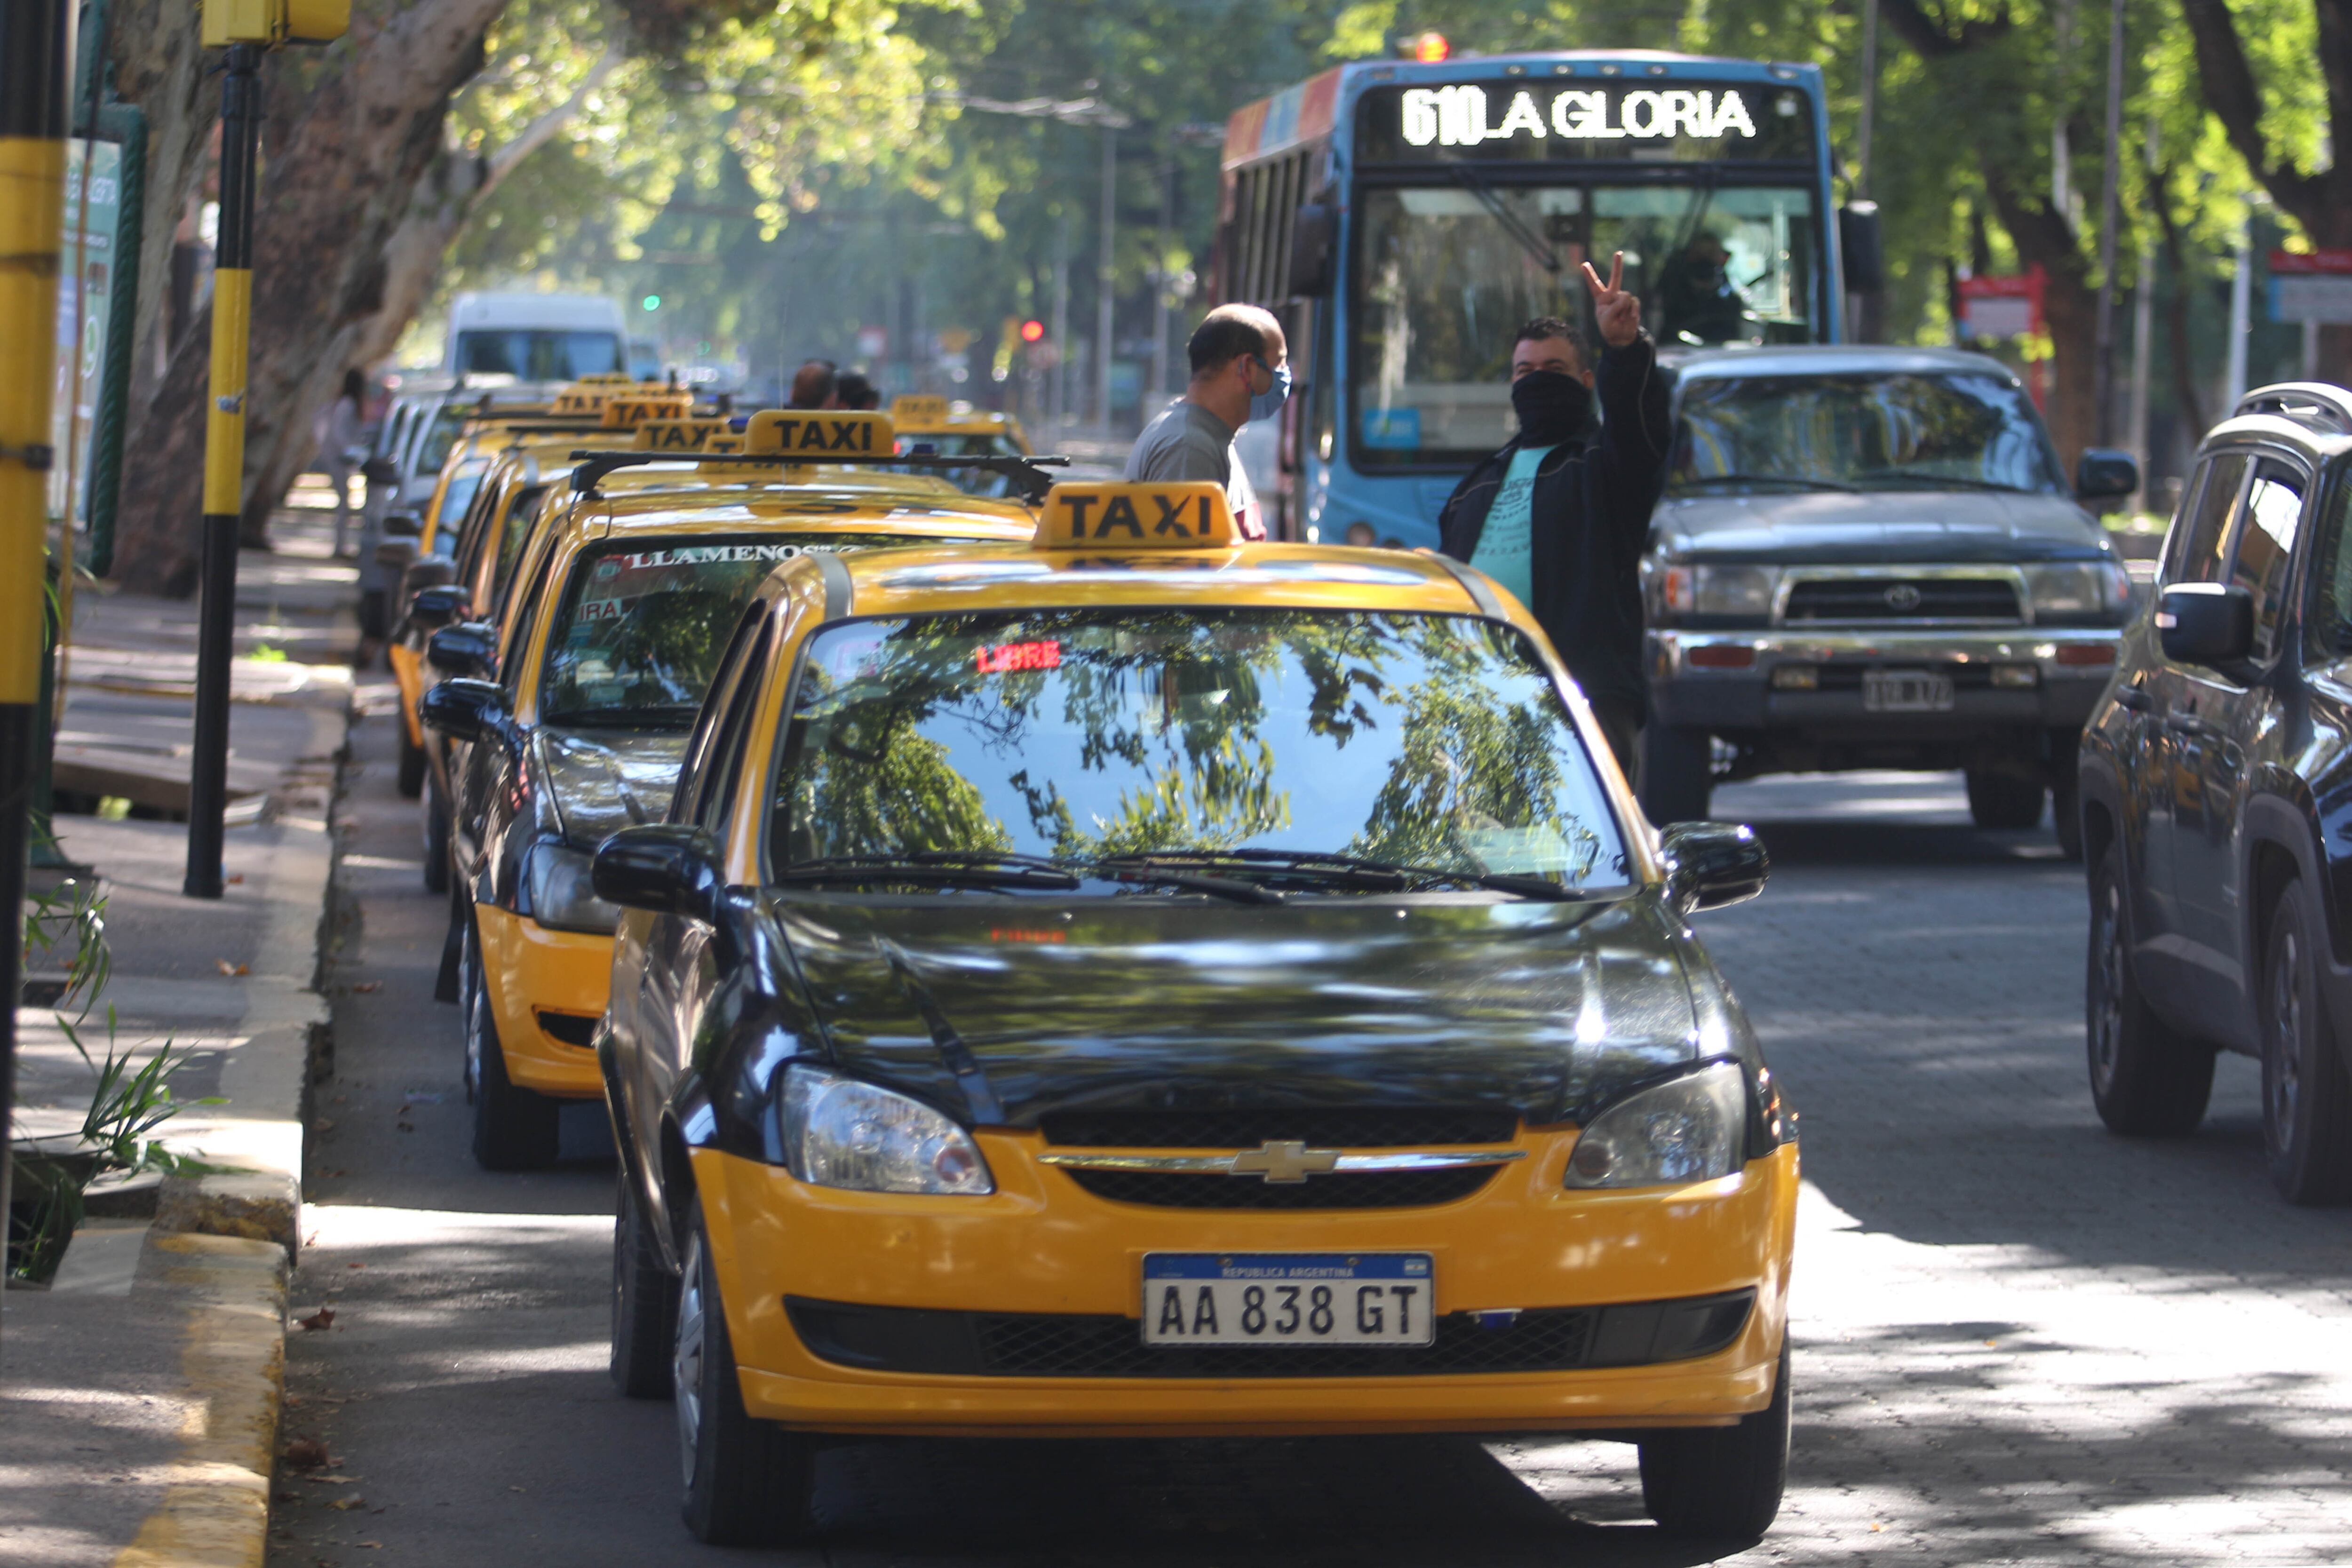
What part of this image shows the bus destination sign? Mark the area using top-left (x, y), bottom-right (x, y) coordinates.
top-left (1357, 82), bottom-right (1814, 164)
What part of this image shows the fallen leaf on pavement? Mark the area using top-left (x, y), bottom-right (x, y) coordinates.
top-left (350, 981), bottom-right (381, 994)
top-left (327, 1496), bottom-right (366, 1512)
top-left (218, 960), bottom-right (251, 976)
top-left (297, 1306), bottom-right (336, 1332)
top-left (311, 1117), bottom-right (335, 1134)
top-left (346, 1262), bottom-right (366, 1270)
top-left (283, 1437), bottom-right (332, 1469)
top-left (225, 874), bottom-right (244, 885)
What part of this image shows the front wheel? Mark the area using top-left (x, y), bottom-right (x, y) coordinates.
top-left (676, 1201), bottom-right (817, 1544)
top-left (1639, 724), bottom-right (1713, 825)
top-left (1965, 769), bottom-right (2044, 830)
top-left (2259, 885), bottom-right (2352, 1205)
top-left (462, 915), bottom-right (560, 1171)
top-left (612, 1170), bottom-right (679, 1397)
top-left (2085, 842), bottom-right (2213, 1135)
top-left (396, 717), bottom-right (427, 799)
top-left (421, 770), bottom-right (451, 894)
top-left (1637, 1345), bottom-right (1789, 1539)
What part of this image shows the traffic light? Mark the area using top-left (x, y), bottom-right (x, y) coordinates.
top-left (202, 0), bottom-right (349, 46)
top-left (1020, 319), bottom-right (1046, 343)
top-left (642, 295), bottom-right (661, 311)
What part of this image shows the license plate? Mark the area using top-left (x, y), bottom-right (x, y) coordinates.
top-left (1142, 1253), bottom-right (1434, 1347)
top-left (1863, 668), bottom-right (1955, 712)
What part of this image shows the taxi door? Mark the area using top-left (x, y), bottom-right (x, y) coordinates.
top-left (2168, 455), bottom-right (2311, 1043)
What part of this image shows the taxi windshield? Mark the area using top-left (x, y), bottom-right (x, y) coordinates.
top-left (772, 609), bottom-right (1631, 891)
top-left (541, 537), bottom-right (858, 730)
top-left (1668, 371), bottom-right (2069, 496)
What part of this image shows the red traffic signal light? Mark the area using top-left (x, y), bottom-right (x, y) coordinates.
top-left (1020, 319), bottom-right (1046, 343)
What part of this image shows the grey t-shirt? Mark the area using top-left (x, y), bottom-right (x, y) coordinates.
top-left (1123, 398), bottom-right (1262, 538)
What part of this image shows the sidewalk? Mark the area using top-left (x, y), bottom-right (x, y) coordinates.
top-left (2, 494), bottom-right (358, 1567)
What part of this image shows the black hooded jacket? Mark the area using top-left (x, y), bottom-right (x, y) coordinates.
top-left (1436, 334), bottom-right (1671, 721)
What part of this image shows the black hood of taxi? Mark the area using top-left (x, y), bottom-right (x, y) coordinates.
top-left (774, 893), bottom-right (1717, 1129)
top-left (539, 729), bottom-right (690, 847)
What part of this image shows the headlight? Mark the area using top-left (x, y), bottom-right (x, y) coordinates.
top-left (1565, 1061), bottom-right (1747, 1189)
top-left (779, 1067), bottom-right (994, 1195)
top-left (525, 843), bottom-right (622, 934)
top-left (1657, 564), bottom-right (1779, 621)
top-left (2024, 561), bottom-right (2131, 623)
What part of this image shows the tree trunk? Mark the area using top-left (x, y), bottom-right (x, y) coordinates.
top-left (102, 0), bottom-right (215, 419)
top-left (110, 0), bottom-right (509, 594)
top-left (1981, 161), bottom-right (2098, 468)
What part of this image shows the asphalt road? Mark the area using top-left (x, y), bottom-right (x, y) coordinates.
top-left (270, 692), bottom-right (2352, 1567)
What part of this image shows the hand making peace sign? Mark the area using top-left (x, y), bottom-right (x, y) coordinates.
top-left (1581, 251), bottom-right (1643, 349)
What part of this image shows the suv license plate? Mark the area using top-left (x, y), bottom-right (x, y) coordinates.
top-left (1863, 669), bottom-right (1955, 712)
top-left (1142, 1253), bottom-right (1434, 1347)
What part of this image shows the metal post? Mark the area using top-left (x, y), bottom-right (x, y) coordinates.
top-left (1096, 126), bottom-right (1116, 434)
top-left (2226, 216), bottom-right (2253, 408)
top-left (1150, 152), bottom-right (1175, 404)
top-left (2127, 110), bottom-right (2156, 506)
top-left (2091, 0), bottom-right (2127, 444)
top-left (0, 0), bottom-right (72, 1305)
top-left (185, 43), bottom-right (260, 900)
top-left (1855, 0), bottom-right (1877, 196)
top-left (1050, 213), bottom-right (1071, 434)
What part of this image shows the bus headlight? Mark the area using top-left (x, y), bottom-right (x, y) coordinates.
top-left (1565, 1062), bottom-right (1747, 1188)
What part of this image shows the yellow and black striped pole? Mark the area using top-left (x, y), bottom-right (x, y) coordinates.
top-left (1, 0), bottom-right (70, 1295)
top-left (184, 40), bottom-right (260, 899)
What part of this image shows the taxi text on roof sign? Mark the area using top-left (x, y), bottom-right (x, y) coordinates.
top-left (631, 417), bottom-right (745, 452)
top-left (892, 395), bottom-right (951, 426)
top-left (1037, 482), bottom-right (1238, 550)
top-left (600, 394), bottom-right (696, 429)
top-left (744, 410), bottom-right (897, 456)
top-left (551, 375), bottom-right (660, 417)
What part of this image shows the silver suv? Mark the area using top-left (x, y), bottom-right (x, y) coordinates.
top-left (1637, 345), bottom-right (2139, 855)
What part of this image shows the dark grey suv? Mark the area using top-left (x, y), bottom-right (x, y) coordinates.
top-left (1639, 346), bottom-right (2139, 850)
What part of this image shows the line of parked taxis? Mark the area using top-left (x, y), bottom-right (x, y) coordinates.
top-left (384, 378), bottom-right (1796, 1545)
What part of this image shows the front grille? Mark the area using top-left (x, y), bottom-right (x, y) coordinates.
top-left (1783, 576), bottom-right (2020, 624)
top-left (1060, 1167), bottom-right (1497, 1209)
top-left (785, 1290), bottom-right (1753, 1378)
top-left (534, 1010), bottom-right (598, 1048)
top-left (1039, 1107), bottom-right (1518, 1149)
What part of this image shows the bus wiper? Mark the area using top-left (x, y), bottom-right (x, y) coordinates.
top-left (777, 851), bottom-right (1081, 891)
top-left (1673, 473), bottom-right (1856, 493)
top-left (1089, 854), bottom-right (1287, 906)
top-left (1436, 161), bottom-right (1561, 275)
top-left (1852, 467), bottom-right (2030, 493)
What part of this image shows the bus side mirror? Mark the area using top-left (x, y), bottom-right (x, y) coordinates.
top-left (1288, 200), bottom-right (1336, 298)
top-left (1839, 202), bottom-right (1884, 295)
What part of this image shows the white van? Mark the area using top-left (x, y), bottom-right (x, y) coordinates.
top-left (442, 292), bottom-right (628, 382)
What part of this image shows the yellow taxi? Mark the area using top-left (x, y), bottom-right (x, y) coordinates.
top-left (587, 481), bottom-right (1794, 1545)
top-left (417, 411), bottom-right (1038, 1171)
top-left (890, 394), bottom-right (1036, 499)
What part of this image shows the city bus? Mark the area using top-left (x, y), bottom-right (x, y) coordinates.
top-left (1217, 50), bottom-right (1867, 548)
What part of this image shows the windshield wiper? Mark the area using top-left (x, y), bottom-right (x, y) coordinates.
top-left (776, 851), bottom-right (1081, 892)
top-left (1094, 848), bottom-right (1608, 902)
top-left (1673, 473), bottom-right (1856, 493)
top-left (1088, 854), bottom-right (1287, 906)
top-left (1433, 161), bottom-right (1561, 276)
top-left (1852, 467), bottom-right (2031, 493)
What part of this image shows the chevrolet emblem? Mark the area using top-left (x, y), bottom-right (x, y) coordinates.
top-left (1226, 1140), bottom-right (1342, 1184)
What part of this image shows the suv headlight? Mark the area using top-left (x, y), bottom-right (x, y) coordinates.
top-left (780, 1067), bottom-right (994, 1195)
top-left (1657, 564), bottom-right (1779, 622)
top-left (525, 843), bottom-right (622, 934)
top-left (1565, 1061), bottom-right (1747, 1189)
top-left (2024, 561), bottom-right (2131, 623)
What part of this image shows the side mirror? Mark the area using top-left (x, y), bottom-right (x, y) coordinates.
top-left (2076, 447), bottom-right (2139, 503)
top-left (401, 556), bottom-right (457, 599)
top-left (418, 677), bottom-right (504, 743)
top-left (2157, 582), bottom-right (2254, 666)
top-left (1658, 821), bottom-right (1769, 913)
top-left (1287, 199), bottom-right (1337, 298)
top-left (593, 825), bottom-right (725, 922)
top-left (1838, 201), bottom-right (1884, 294)
top-left (425, 621), bottom-right (496, 677)
top-left (407, 584), bottom-right (469, 632)
top-left (382, 510), bottom-right (421, 538)
top-left (375, 538), bottom-right (418, 573)
top-left (361, 455), bottom-right (400, 486)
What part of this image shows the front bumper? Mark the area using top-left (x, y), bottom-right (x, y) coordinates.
top-left (690, 1136), bottom-right (1799, 1439)
top-left (1648, 626), bottom-right (2121, 734)
top-left (474, 904), bottom-right (609, 1098)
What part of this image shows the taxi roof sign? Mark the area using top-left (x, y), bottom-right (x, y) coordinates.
top-left (1037, 481), bottom-right (1237, 550)
top-left (743, 410), bottom-right (896, 457)
top-left (891, 395), bottom-right (951, 426)
top-left (630, 417), bottom-right (744, 453)
top-left (600, 393), bottom-right (695, 429)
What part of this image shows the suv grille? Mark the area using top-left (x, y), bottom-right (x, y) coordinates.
top-left (1782, 576), bottom-right (2020, 624)
top-left (785, 1290), bottom-right (1754, 1378)
top-left (1038, 1107), bottom-right (1518, 1149)
top-left (1059, 1166), bottom-right (1496, 1210)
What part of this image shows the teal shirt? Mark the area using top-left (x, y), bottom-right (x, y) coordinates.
top-left (1466, 444), bottom-right (1556, 606)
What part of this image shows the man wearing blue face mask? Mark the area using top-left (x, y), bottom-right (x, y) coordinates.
top-left (1125, 303), bottom-right (1288, 540)
top-left (1437, 255), bottom-right (1669, 776)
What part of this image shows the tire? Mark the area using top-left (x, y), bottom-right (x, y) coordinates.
top-left (676, 1201), bottom-right (817, 1545)
top-left (2258, 885), bottom-right (2352, 1205)
top-left (2051, 768), bottom-right (2083, 861)
top-left (1965, 769), bottom-right (2045, 830)
top-left (1637, 1345), bottom-right (1789, 1539)
top-left (462, 915), bottom-right (560, 1171)
top-left (612, 1170), bottom-right (679, 1398)
top-left (421, 769), bottom-right (451, 894)
top-left (1639, 724), bottom-right (1713, 825)
top-left (396, 719), bottom-right (427, 799)
top-left (2085, 842), bottom-right (2214, 1135)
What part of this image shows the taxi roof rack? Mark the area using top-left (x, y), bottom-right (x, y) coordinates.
top-left (566, 449), bottom-right (1073, 504)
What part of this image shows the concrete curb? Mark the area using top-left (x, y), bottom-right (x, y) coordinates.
top-left (109, 1232), bottom-right (289, 1568)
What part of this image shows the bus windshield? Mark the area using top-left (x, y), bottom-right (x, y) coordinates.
top-left (1352, 182), bottom-right (1821, 467)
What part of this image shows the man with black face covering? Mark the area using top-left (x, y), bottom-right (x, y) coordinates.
top-left (1437, 254), bottom-right (1670, 775)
